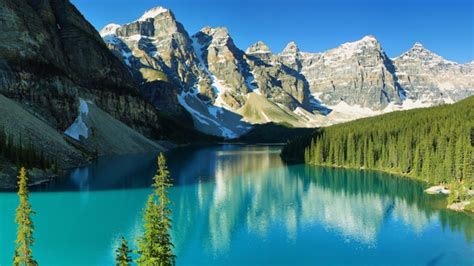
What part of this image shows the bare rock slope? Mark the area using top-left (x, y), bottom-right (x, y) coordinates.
top-left (101, 6), bottom-right (474, 138)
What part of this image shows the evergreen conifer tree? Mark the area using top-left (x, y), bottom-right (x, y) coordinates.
top-left (116, 236), bottom-right (132, 266)
top-left (13, 167), bottom-right (37, 266)
top-left (136, 153), bottom-right (175, 266)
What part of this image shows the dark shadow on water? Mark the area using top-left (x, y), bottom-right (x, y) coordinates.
top-left (30, 144), bottom-right (284, 193)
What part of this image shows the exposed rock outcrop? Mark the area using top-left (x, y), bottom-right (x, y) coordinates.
top-left (101, 8), bottom-right (317, 137)
top-left (393, 43), bottom-right (474, 103)
top-left (100, 6), bottom-right (474, 138)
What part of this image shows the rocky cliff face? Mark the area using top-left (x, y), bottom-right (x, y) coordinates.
top-left (102, 8), bottom-right (317, 137)
top-left (393, 43), bottom-right (474, 103)
top-left (298, 36), bottom-right (403, 109)
top-left (0, 0), bottom-right (198, 177)
top-left (246, 41), bottom-right (310, 110)
top-left (0, 0), bottom-right (166, 136)
top-left (101, 6), bottom-right (474, 138)
top-left (192, 27), bottom-right (250, 106)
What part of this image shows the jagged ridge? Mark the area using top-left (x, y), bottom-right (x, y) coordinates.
top-left (100, 6), bottom-right (474, 138)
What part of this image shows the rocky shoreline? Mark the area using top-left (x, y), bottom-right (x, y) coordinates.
top-left (425, 185), bottom-right (474, 213)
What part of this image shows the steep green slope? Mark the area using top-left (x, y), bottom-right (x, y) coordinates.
top-left (282, 96), bottom-right (474, 188)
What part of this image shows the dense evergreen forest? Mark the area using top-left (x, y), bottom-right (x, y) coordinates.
top-left (282, 96), bottom-right (474, 188)
top-left (0, 128), bottom-right (53, 170)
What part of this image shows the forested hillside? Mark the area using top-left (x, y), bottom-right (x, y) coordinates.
top-left (282, 96), bottom-right (474, 187)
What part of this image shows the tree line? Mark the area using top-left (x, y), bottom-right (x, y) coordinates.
top-left (12, 153), bottom-right (175, 266)
top-left (0, 128), bottom-right (54, 171)
top-left (283, 96), bottom-right (474, 190)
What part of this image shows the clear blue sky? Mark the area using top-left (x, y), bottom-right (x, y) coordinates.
top-left (71, 0), bottom-right (473, 63)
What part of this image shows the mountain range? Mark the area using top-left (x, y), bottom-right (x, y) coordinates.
top-left (100, 6), bottom-right (474, 138)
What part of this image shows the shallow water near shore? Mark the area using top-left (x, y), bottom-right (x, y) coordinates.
top-left (0, 145), bottom-right (473, 265)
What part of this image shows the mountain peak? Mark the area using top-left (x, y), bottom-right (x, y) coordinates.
top-left (330, 35), bottom-right (381, 57)
top-left (194, 26), bottom-right (232, 48)
top-left (395, 42), bottom-right (457, 65)
top-left (99, 23), bottom-right (121, 37)
top-left (282, 41), bottom-right (299, 54)
top-left (407, 42), bottom-right (435, 54)
top-left (138, 6), bottom-right (170, 21)
top-left (339, 35), bottom-right (380, 49)
top-left (246, 41), bottom-right (272, 54)
top-left (412, 42), bottom-right (424, 48)
top-left (361, 35), bottom-right (378, 42)
top-left (408, 42), bottom-right (430, 53)
top-left (200, 26), bottom-right (228, 35)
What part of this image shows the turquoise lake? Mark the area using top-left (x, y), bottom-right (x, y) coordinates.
top-left (0, 145), bottom-right (473, 265)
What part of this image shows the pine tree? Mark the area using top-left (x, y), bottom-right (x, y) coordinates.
top-left (444, 139), bottom-right (454, 182)
top-left (136, 195), bottom-right (161, 265)
top-left (346, 133), bottom-right (355, 167)
top-left (314, 140), bottom-right (323, 165)
top-left (154, 153), bottom-right (175, 265)
top-left (367, 139), bottom-right (375, 169)
top-left (136, 153), bottom-right (175, 266)
top-left (412, 144), bottom-right (421, 176)
top-left (116, 236), bottom-right (132, 266)
top-left (462, 147), bottom-right (472, 183)
top-left (13, 167), bottom-right (37, 266)
top-left (304, 147), bottom-right (309, 163)
top-left (454, 137), bottom-right (465, 182)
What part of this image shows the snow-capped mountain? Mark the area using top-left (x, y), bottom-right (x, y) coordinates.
top-left (101, 6), bottom-right (474, 138)
top-left (101, 7), bottom-right (316, 137)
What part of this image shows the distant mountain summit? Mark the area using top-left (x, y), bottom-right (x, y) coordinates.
top-left (393, 42), bottom-right (474, 104)
top-left (101, 6), bottom-right (474, 138)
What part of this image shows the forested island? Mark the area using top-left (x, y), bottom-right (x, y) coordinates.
top-left (282, 96), bottom-right (474, 212)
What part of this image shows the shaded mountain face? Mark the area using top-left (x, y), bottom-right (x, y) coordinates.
top-left (101, 6), bottom-right (474, 138)
top-left (0, 0), bottom-right (183, 173)
top-left (0, 0), bottom-right (164, 137)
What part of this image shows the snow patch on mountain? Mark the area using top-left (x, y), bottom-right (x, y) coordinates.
top-left (65, 99), bottom-right (90, 141)
top-left (99, 23), bottom-right (120, 36)
top-left (191, 36), bottom-right (234, 110)
top-left (138, 6), bottom-right (168, 21)
top-left (177, 90), bottom-right (249, 139)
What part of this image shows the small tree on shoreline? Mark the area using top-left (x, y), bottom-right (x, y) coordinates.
top-left (13, 167), bottom-right (37, 266)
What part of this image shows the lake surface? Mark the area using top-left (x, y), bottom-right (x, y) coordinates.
top-left (0, 145), bottom-right (473, 265)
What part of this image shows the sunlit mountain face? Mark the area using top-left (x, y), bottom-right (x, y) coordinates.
top-left (100, 6), bottom-right (474, 138)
